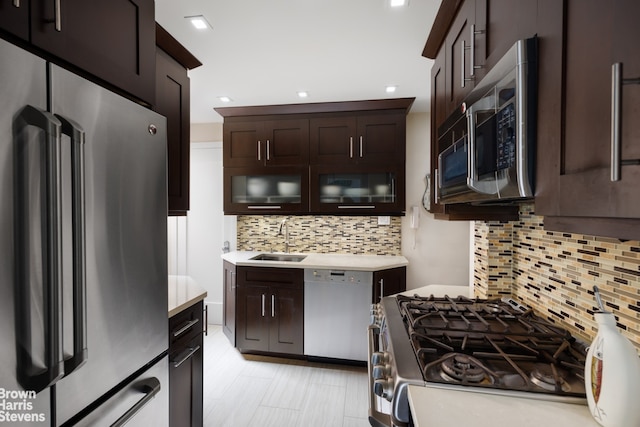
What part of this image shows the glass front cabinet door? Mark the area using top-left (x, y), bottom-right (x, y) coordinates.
top-left (310, 165), bottom-right (405, 214)
top-left (224, 167), bottom-right (309, 214)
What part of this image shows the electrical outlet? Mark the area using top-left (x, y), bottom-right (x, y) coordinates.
top-left (377, 216), bottom-right (391, 225)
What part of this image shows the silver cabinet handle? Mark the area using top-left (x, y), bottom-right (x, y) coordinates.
top-left (359, 136), bottom-right (364, 157)
top-left (172, 318), bottom-right (199, 337)
top-left (338, 205), bottom-right (376, 209)
top-left (266, 139), bottom-right (270, 161)
top-left (261, 294), bottom-right (266, 317)
top-left (54, 0), bottom-right (62, 31)
top-left (13, 0), bottom-right (20, 7)
top-left (55, 114), bottom-right (88, 376)
top-left (349, 137), bottom-right (354, 158)
top-left (461, 40), bottom-right (468, 88)
top-left (612, 63), bottom-right (621, 181)
top-left (611, 63), bottom-right (640, 182)
top-left (271, 295), bottom-right (275, 317)
top-left (15, 105), bottom-right (64, 393)
top-left (379, 279), bottom-right (384, 301)
top-left (248, 205), bottom-right (282, 209)
top-left (257, 140), bottom-right (261, 161)
top-left (469, 24), bottom-right (484, 77)
top-left (172, 345), bottom-right (201, 368)
top-left (111, 377), bottom-right (161, 427)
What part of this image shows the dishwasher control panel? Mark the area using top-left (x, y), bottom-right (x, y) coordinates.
top-left (304, 269), bottom-right (373, 284)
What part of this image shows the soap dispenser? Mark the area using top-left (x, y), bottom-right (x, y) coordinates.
top-left (585, 286), bottom-right (640, 426)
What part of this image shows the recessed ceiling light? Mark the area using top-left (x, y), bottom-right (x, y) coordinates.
top-left (386, 85), bottom-right (397, 93)
top-left (218, 96), bottom-right (232, 103)
top-left (186, 15), bottom-right (211, 30)
top-left (297, 91), bottom-right (309, 98)
top-left (390, 0), bottom-right (407, 7)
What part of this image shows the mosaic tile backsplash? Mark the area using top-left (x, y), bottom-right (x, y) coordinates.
top-left (237, 215), bottom-right (402, 255)
top-left (474, 203), bottom-right (640, 352)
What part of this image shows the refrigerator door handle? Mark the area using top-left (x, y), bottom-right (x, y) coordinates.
top-left (110, 377), bottom-right (162, 427)
top-left (14, 105), bottom-right (65, 392)
top-left (55, 114), bottom-right (89, 375)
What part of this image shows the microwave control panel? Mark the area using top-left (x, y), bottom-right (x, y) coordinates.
top-left (496, 103), bottom-right (516, 170)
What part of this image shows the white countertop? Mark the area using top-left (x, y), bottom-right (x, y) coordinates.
top-left (408, 385), bottom-right (599, 427)
top-left (168, 275), bottom-right (207, 318)
top-left (400, 284), bottom-right (472, 298)
top-left (222, 251), bottom-right (408, 271)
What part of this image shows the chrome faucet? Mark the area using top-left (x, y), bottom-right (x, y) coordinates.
top-left (277, 217), bottom-right (295, 253)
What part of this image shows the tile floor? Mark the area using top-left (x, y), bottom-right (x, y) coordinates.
top-left (203, 325), bottom-right (370, 427)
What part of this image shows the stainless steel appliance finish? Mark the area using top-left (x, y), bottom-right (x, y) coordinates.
top-left (368, 294), bottom-right (588, 427)
top-left (304, 269), bottom-right (372, 362)
top-left (437, 37), bottom-right (537, 205)
top-left (0, 38), bottom-right (169, 426)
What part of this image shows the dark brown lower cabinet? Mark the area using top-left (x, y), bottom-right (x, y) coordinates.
top-left (373, 267), bottom-right (407, 303)
top-left (235, 267), bottom-right (304, 355)
top-left (169, 301), bottom-right (204, 427)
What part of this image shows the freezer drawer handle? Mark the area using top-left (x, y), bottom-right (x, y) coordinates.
top-left (110, 377), bottom-right (161, 427)
top-left (55, 114), bottom-right (89, 376)
top-left (172, 318), bottom-right (199, 338)
top-left (172, 345), bottom-right (201, 368)
top-left (14, 105), bottom-right (65, 393)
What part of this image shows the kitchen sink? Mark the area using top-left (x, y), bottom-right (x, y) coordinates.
top-left (250, 253), bottom-right (307, 262)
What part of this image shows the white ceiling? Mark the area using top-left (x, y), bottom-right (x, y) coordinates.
top-left (154, 0), bottom-right (441, 123)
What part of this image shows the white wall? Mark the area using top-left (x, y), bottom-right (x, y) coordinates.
top-left (401, 112), bottom-right (471, 289)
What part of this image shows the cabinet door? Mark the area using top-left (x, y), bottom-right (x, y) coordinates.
top-left (310, 164), bottom-right (405, 214)
top-left (169, 335), bottom-right (203, 427)
top-left (446, 0), bottom-right (476, 111)
top-left (310, 116), bottom-right (357, 164)
top-left (236, 284), bottom-right (270, 352)
top-left (223, 166), bottom-right (309, 214)
top-left (223, 261), bottom-right (236, 345)
top-left (373, 267), bottom-right (406, 303)
top-left (156, 48), bottom-right (190, 215)
top-left (263, 119), bottom-right (309, 166)
top-left (537, 0), bottom-right (640, 239)
top-left (30, 0), bottom-right (155, 105)
top-left (0, 0), bottom-right (29, 40)
top-left (269, 287), bottom-right (304, 355)
top-left (223, 121), bottom-right (264, 167)
top-left (356, 114), bottom-right (405, 165)
top-left (476, 0), bottom-right (538, 73)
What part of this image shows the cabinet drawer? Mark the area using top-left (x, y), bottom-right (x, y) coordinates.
top-left (169, 302), bottom-right (203, 348)
top-left (237, 267), bottom-right (304, 289)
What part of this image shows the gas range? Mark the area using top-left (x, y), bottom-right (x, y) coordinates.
top-left (368, 293), bottom-right (588, 427)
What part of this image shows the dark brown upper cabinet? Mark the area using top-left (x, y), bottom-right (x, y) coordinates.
top-left (216, 98), bottom-right (414, 216)
top-left (0, 0), bottom-right (155, 106)
top-left (155, 24), bottom-right (202, 216)
top-left (0, 0), bottom-right (29, 40)
top-left (28, 0), bottom-right (156, 106)
top-left (536, 0), bottom-right (640, 240)
top-left (309, 113), bottom-right (406, 166)
top-left (223, 118), bottom-right (310, 168)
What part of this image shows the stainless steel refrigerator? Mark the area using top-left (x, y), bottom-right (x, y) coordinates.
top-left (0, 38), bottom-right (169, 426)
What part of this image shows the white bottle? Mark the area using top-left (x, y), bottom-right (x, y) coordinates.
top-left (585, 311), bottom-right (640, 426)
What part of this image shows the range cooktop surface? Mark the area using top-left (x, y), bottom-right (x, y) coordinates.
top-left (396, 294), bottom-right (588, 399)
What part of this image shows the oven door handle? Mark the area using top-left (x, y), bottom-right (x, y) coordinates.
top-left (368, 325), bottom-right (399, 427)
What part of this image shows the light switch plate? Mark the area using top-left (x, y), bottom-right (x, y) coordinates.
top-left (377, 216), bottom-right (391, 225)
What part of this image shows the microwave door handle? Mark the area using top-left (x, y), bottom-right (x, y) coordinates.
top-left (55, 114), bottom-right (89, 375)
top-left (466, 111), bottom-right (477, 191)
top-left (15, 105), bottom-right (65, 392)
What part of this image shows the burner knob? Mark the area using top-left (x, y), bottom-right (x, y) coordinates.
top-left (372, 365), bottom-right (390, 380)
top-left (373, 378), bottom-right (394, 401)
top-left (371, 351), bottom-right (388, 366)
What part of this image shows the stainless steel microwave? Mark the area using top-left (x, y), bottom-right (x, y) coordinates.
top-left (437, 37), bottom-right (537, 204)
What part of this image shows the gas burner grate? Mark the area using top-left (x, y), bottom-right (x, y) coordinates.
top-left (396, 295), bottom-right (588, 397)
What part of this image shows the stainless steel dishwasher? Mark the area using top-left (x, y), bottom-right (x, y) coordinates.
top-left (304, 269), bottom-right (372, 362)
